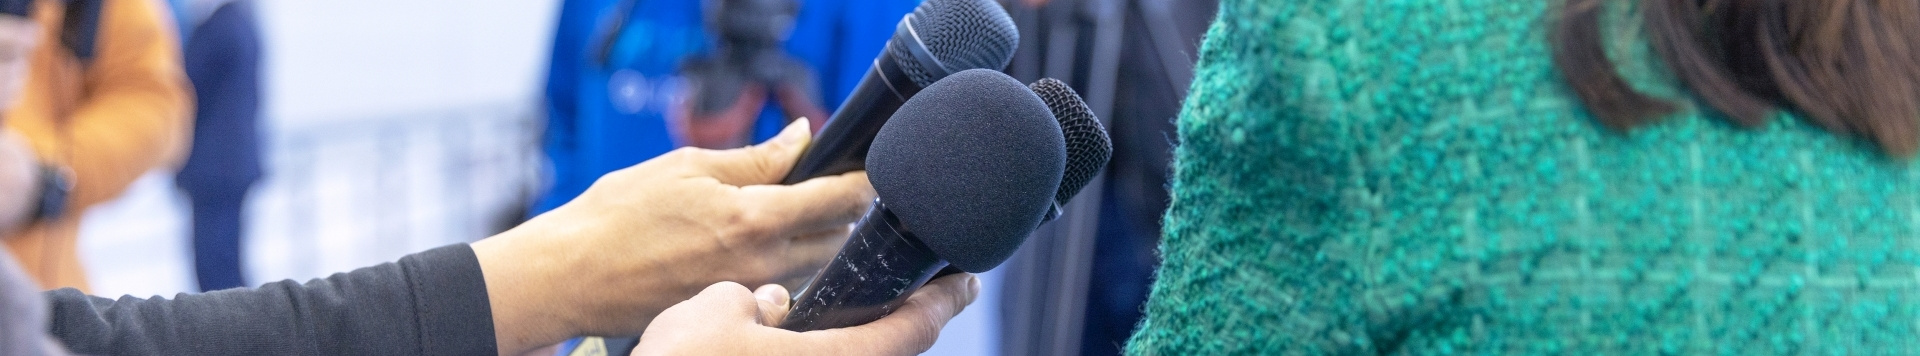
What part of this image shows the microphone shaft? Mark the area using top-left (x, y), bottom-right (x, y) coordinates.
top-left (780, 203), bottom-right (947, 331)
top-left (778, 56), bottom-right (919, 184)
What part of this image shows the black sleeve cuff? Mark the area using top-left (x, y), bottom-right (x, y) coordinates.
top-left (400, 244), bottom-right (499, 356)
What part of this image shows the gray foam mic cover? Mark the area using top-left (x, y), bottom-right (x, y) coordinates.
top-left (867, 69), bottom-right (1064, 272)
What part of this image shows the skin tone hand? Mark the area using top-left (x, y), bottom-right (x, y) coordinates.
top-left (0, 14), bottom-right (35, 110)
top-left (633, 273), bottom-right (982, 356)
top-left (472, 118), bottom-right (876, 355)
top-left (0, 130), bottom-right (36, 235)
top-left (0, 15), bottom-right (38, 236)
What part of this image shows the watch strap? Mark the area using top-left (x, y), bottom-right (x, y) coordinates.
top-left (31, 164), bottom-right (70, 223)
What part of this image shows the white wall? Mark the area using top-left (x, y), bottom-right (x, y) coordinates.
top-left (86, 0), bottom-right (560, 295)
top-left (257, 0), bottom-right (560, 126)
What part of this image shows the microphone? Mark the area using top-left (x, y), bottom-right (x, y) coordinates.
top-left (924, 78), bottom-right (1111, 279)
top-left (776, 0), bottom-right (1018, 184)
top-left (1030, 78), bottom-right (1112, 222)
top-left (779, 69), bottom-right (1064, 331)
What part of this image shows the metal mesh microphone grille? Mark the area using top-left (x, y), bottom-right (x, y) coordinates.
top-left (1030, 78), bottom-right (1111, 206)
top-left (888, 0), bottom-right (1019, 86)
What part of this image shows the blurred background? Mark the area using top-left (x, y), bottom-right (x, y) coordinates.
top-left (72, 0), bottom-right (1215, 355)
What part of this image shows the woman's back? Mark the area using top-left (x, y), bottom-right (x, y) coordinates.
top-left (1128, 0), bottom-right (1920, 354)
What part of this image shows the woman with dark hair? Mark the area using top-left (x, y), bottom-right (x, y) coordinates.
top-left (1129, 0), bottom-right (1920, 354)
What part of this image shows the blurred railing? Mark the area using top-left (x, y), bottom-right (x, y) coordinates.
top-left (246, 102), bottom-right (545, 282)
top-left (81, 100), bottom-right (548, 296)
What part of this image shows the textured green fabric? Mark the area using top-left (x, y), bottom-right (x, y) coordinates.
top-left (1125, 0), bottom-right (1920, 354)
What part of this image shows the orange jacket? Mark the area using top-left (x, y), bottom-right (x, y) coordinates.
top-left (2, 0), bottom-right (191, 292)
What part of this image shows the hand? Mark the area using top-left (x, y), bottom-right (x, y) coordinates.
top-left (0, 130), bottom-right (38, 235)
top-left (0, 15), bottom-right (38, 236)
top-left (0, 14), bottom-right (37, 110)
top-left (472, 119), bottom-right (876, 355)
top-left (633, 273), bottom-right (982, 356)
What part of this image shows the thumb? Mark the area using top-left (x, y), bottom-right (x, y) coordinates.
top-left (700, 118), bottom-right (813, 186)
top-left (753, 284), bottom-right (794, 325)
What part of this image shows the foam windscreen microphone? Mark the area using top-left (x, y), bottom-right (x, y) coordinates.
top-left (923, 78), bottom-right (1111, 280)
top-left (777, 0), bottom-right (1017, 184)
top-left (780, 69), bottom-right (1063, 332)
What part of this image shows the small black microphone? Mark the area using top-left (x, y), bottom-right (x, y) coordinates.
top-left (779, 69), bottom-right (1064, 331)
top-left (1030, 78), bottom-right (1112, 222)
top-left (777, 0), bottom-right (1018, 184)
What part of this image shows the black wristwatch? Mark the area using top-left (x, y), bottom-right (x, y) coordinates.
top-left (31, 164), bottom-right (72, 223)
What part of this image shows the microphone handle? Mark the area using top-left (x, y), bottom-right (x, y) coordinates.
top-left (781, 202), bottom-right (948, 331)
top-left (778, 56), bottom-right (919, 184)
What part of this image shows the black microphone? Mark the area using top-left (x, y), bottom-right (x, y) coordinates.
top-left (925, 78), bottom-right (1111, 280)
top-left (1030, 78), bottom-right (1112, 222)
top-left (776, 0), bottom-right (1018, 184)
top-left (779, 69), bottom-right (1063, 331)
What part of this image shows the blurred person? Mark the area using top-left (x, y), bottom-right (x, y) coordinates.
top-left (994, 0), bottom-right (1215, 355)
top-left (534, 0), bottom-right (710, 216)
top-left (671, 0), bottom-right (828, 149)
top-left (0, 255), bottom-right (66, 355)
top-left (1130, 0), bottom-right (1920, 354)
top-left (3, 0), bottom-right (193, 292)
top-left (1070, 1), bottom-right (1213, 354)
top-left (781, 0), bottom-right (918, 109)
top-left (533, 0), bottom-right (915, 215)
top-left (0, 116), bottom-right (981, 355)
top-left (169, 0), bottom-right (262, 292)
top-left (0, 129), bottom-right (32, 242)
top-left (0, 2), bottom-right (36, 237)
top-left (0, 6), bottom-right (74, 354)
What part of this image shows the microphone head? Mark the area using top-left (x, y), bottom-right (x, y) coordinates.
top-left (1029, 78), bottom-right (1110, 207)
top-left (888, 0), bottom-right (1018, 87)
top-left (868, 69), bottom-right (1064, 273)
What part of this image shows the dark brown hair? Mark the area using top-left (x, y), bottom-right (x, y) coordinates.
top-left (1553, 0), bottom-right (1920, 156)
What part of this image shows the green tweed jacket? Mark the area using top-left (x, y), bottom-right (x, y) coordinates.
top-left (1125, 0), bottom-right (1920, 354)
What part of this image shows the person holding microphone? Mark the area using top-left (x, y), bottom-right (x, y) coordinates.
top-left (0, 1), bottom-right (975, 353)
top-left (0, 115), bottom-right (978, 355)
top-left (0, 11), bottom-right (975, 346)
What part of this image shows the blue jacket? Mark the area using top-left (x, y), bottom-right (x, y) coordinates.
top-left (533, 0), bottom-right (918, 214)
top-left (175, 0), bottom-right (263, 191)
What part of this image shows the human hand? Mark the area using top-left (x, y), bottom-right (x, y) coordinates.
top-left (0, 14), bottom-right (36, 110)
top-left (473, 118), bottom-right (876, 354)
top-left (0, 12), bottom-right (37, 235)
top-left (632, 273), bottom-right (982, 356)
top-left (0, 130), bottom-right (37, 236)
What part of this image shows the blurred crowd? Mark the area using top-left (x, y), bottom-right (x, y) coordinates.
top-left (9, 0), bottom-right (1920, 354)
top-left (0, 1), bottom-right (1209, 355)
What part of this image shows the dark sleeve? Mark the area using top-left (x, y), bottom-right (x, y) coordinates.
top-left (44, 244), bottom-right (497, 356)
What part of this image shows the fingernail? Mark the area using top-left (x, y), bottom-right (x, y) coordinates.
top-left (755, 285), bottom-right (787, 307)
top-left (966, 275), bottom-right (982, 302)
top-left (774, 118), bottom-right (811, 146)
